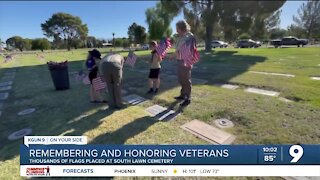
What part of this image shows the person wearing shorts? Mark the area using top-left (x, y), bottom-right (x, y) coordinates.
top-left (147, 41), bottom-right (162, 94)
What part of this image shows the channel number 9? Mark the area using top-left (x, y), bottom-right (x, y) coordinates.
top-left (289, 145), bottom-right (303, 163)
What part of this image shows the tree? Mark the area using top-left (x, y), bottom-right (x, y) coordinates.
top-left (32, 38), bottom-right (51, 51)
top-left (127, 23), bottom-right (147, 45)
top-left (6, 36), bottom-right (27, 51)
top-left (238, 33), bottom-right (251, 40)
top-left (293, 0), bottom-right (320, 38)
top-left (86, 36), bottom-right (98, 48)
top-left (122, 38), bottom-right (130, 48)
top-left (287, 25), bottom-right (307, 38)
top-left (114, 38), bottom-right (123, 47)
top-left (161, 0), bottom-right (285, 51)
top-left (23, 39), bottom-right (32, 51)
top-left (41, 12), bottom-right (88, 50)
top-left (269, 28), bottom-right (288, 39)
top-left (146, 3), bottom-right (176, 40)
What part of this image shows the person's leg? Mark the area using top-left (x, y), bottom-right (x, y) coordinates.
top-left (147, 69), bottom-right (154, 94)
top-left (154, 78), bottom-right (160, 93)
top-left (103, 62), bottom-right (116, 107)
top-left (95, 90), bottom-right (105, 102)
top-left (112, 67), bottom-right (123, 108)
top-left (147, 78), bottom-right (154, 93)
top-left (175, 62), bottom-right (185, 99)
top-left (180, 66), bottom-right (192, 106)
top-left (182, 65), bottom-right (192, 99)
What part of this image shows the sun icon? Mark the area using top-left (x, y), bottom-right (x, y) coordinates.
top-left (173, 169), bottom-right (177, 174)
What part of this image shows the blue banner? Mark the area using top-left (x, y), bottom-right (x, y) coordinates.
top-left (20, 145), bottom-right (320, 165)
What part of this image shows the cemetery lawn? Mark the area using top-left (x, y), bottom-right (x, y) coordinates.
top-left (0, 47), bottom-right (320, 179)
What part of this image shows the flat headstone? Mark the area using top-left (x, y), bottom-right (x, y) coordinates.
top-left (279, 97), bottom-right (293, 103)
top-left (205, 52), bottom-right (211, 55)
top-left (214, 118), bottom-right (234, 129)
top-left (0, 92), bottom-right (9, 100)
top-left (220, 84), bottom-right (239, 90)
top-left (192, 78), bottom-right (208, 85)
top-left (145, 105), bottom-right (179, 121)
top-left (181, 119), bottom-right (236, 144)
top-left (156, 109), bottom-right (179, 121)
top-left (145, 105), bottom-right (167, 117)
top-left (0, 81), bottom-right (13, 87)
top-left (8, 128), bottom-right (32, 140)
top-left (311, 77), bottom-right (320, 80)
top-left (123, 94), bottom-right (146, 105)
top-left (249, 71), bottom-right (295, 77)
top-left (245, 88), bottom-right (280, 97)
top-left (0, 86), bottom-right (12, 91)
top-left (17, 108), bottom-right (36, 116)
top-left (100, 105), bottom-right (109, 111)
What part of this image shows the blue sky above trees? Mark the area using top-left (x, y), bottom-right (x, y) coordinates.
top-left (0, 1), bottom-right (304, 41)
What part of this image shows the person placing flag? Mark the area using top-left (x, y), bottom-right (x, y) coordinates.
top-left (170, 20), bottom-right (199, 107)
top-left (100, 53), bottom-right (125, 109)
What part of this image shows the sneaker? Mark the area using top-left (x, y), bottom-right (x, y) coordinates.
top-left (146, 88), bottom-right (154, 94)
top-left (174, 96), bottom-right (185, 100)
top-left (154, 88), bottom-right (158, 94)
top-left (180, 99), bottom-right (191, 107)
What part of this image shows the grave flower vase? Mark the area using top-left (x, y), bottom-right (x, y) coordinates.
top-left (47, 61), bottom-right (70, 90)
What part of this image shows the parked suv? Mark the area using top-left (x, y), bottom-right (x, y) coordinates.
top-left (270, 36), bottom-right (308, 48)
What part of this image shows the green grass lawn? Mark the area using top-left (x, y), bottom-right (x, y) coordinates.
top-left (0, 47), bottom-right (320, 179)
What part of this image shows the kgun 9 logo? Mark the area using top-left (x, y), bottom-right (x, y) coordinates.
top-left (289, 145), bottom-right (304, 163)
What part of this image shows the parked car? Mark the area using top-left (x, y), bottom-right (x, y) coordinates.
top-left (141, 44), bottom-right (149, 50)
top-left (236, 39), bottom-right (261, 48)
top-left (270, 36), bottom-right (308, 48)
top-left (211, 40), bottom-right (228, 48)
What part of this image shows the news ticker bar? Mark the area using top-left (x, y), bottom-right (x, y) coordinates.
top-left (21, 165), bottom-right (320, 177)
top-left (21, 144), bottom-right (320, 165)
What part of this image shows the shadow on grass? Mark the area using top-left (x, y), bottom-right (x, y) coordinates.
top-left (191, 50), bottom-right (267, 84)
top-left (90, 116), bottom-right (157, 144)
top-left (0, 50), bottom-right (267, 164)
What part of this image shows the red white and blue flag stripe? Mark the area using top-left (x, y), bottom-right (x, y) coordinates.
top-left (179, 37), bottom-right (200, 67)
top-left (155, 38), bottom-right (172, 59)
top-left (125, 51), bottom-right (137, 67)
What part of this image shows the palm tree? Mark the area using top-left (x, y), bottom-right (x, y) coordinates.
top-left (112, 33), bottom-right (115, 47)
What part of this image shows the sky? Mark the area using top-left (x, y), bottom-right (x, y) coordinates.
top-left (0, 1), bottom-right (305, 42)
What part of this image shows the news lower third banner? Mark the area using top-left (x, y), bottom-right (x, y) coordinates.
top-left (20, 136), bottom-right (320, 177)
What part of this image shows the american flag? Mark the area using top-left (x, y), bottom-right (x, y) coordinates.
top-left (125, 51), bottom-right (137, 67)
top-left (179, 37), bottom-right (200, 67)
top-left (92, 76), bottom-right (107, 91)
top-left (155, 38), bottom-right (172, 59)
